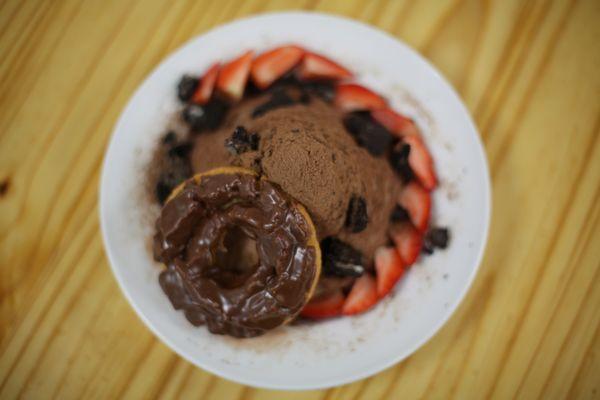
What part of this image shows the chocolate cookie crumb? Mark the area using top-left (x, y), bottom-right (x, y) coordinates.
top-left (428, 228), bottom-right (450, 248)
top-left (302, 81), bottom-right (335, 103)
top-left (263, 72), bottom-right (335, 103)
top-left (422, 227), bottom-right (450, 255)
top-left (269, 71), bottom-right (301, 90)
top-left (161, 131), bottom-right (177, 145)
top-left (299, 90), bottom-right (311, 104)
top-left (182, 98), bottom-right (229, 132)
top-left (252, 88), bottom-right (297, 118)
top-left (153, 137), bottom-right (192, 205)
top-left (321, 237), bottom-right (365, 277)
top-left (390, 205), bottom-right (409, 222)
top-left (154, 156), bottom-right (192, 205)
top-left (244, 79), bottom-right (263, 97)
top-left (343, 112), bottom-right (393, 156)
top-left (422, 240), bottom-right (435, 255)
top-left (389, 142), bottom-right (413, 181)
top-left (155, 181), bottom-right (172, 205)
top-left (345, 195), bottom-right (368, 233)
top-left (252, 157), bottom-right (263, 175)
top-left (225, 126), bottom-right (259, 155)
top-left (168, 142), bottom-right (193, 159)
top-left (177, 75), bottom-right (199, 102)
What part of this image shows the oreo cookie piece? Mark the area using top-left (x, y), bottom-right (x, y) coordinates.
top-left (244, 79), bottom-right (263, 97)
top-left (321, 237), bottom-right (365, 277)
top-left (252, 87), bottom-right (297, 118)
top-left (155, 134), bottom-right (194, 204)
top-left (155, 156), bottom-right (192, 205)
top-left (260, 73), bottom-right (335, 103)
top-left (168, 142), bottom-right (193, 159)
top-left (421, 241), bottom-right (435, 255)
top-left (155, 181), bottom-right (172, 206)
top-left (427, 228), bottom-right (450, 249)
top-left (225, 126), bottom-right (260, 155)
top-left (389, 141), bottom-right (413, 181)
top-left (177, 75), bottom-right (199, 102)
top-left (182, 97), bottom-right (229, 132)
top-left (301, 81), bottom-right (335, 103)
top-left (299, 89), bottom-right (311, 104)
top-left (345, 195), bottom-right (368, 233)
top-left (422, 227), bottom-right (450, 255)
top-left (268, 71), bottom-right (302, 90)
top-left (343, 112), bottom-right (393, 156)
top-left (161, 131), bottom-right (177, 145)
top-left (390, 205), bottom-right (410, 222)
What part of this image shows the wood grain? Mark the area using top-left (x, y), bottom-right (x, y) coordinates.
top-left (1, 0), bottom-right (599, 398)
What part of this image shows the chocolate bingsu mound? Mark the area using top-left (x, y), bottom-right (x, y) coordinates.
top-left (148, 46), bottom-right (448, 336)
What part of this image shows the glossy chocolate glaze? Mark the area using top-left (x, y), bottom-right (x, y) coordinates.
top-left (153, 172), bottom-right (318, 338)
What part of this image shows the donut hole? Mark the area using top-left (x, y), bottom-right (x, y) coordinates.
top-left (210, 226), bottom-right (260, 289)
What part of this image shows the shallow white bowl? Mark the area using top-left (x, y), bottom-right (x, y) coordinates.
top-left (100, 12), bottom-right (491, 390)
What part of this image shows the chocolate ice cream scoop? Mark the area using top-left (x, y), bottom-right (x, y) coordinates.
top-left (190, 93), bottom-right (403, 260)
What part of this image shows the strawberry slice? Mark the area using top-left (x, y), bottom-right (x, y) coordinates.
top-left (250, 46), bottom-right (304, 89)
top-left (371, 108), bottom-right (419, 138)
top-left (300, 290), bottom-right (345, 319)
top-left (404, 135), bottom-right (437, 190)
top-left (375, 247), bottom-right (405, 298)
top-left (342, 274), bottom-right (378, 315)
top-left (398, 182), bottom-right (431, 232)
top-left (390, 222), bottom-right (423, 266)
top-left (192, 63), bottom-right (220, 104)
top-left (297, 51), bottom-right (353, 81)
top-left (334, 84), bottom-right (387, 112)
top-left (216, 50), bottom-right (254, 101)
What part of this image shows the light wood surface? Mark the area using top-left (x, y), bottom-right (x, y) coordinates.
top-left (1, 0), bottom-right (599, 399)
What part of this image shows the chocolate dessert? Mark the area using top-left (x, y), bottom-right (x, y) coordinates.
top-left (149, 45), bottom-right (450, 337)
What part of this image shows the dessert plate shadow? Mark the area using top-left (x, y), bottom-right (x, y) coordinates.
top-left (100, 11), bottom-right (491, 390)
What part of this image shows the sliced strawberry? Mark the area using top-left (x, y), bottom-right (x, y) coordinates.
top-left (297, 52), bottom-right (353, 81)
top-left (375, 247), bottom-right (405, 298)
top-left (334, 84), bottom-right (387, 112)
top-left (300, 290), bottom-right (345, 319)
top-left (404, 135), bottom-right (437, 190)
top-left (398, 182), bottom-right (431, 232)
top-left (371, 108), bottom-right (419, 138)
top-left (192, 63), bottom-right (220, 104)
top-left (216, 50), bottom-right (254, 101)
top-left (250, 46), bottom-right (304, 89)
top-left (342, 274), bottom-right (378, 315)
top-left (390, 222), bottom-right (423, 266)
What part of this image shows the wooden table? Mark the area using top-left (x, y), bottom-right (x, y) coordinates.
top-left (1, 0), bottom-right (598, 398)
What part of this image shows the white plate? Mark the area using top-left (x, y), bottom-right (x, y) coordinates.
top-left (100, 12), bottom-right (491, 390)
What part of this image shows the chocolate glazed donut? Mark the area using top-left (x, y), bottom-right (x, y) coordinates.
top-left (153, 167), bottom-right (321, 338)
